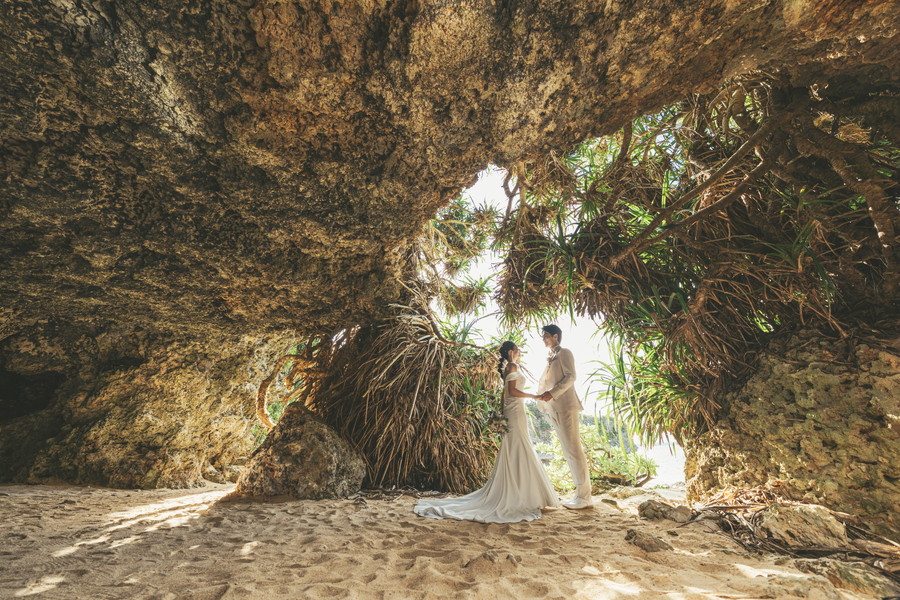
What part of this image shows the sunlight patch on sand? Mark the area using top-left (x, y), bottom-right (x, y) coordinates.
top-left (49, 489), bottom-right (227, 559)
top-left (577, 579), bottom-right (643, 598)
top-left (14, 575), bottom-right (65, 597)
top-left (732, 561), bottom-right (792, 578)
top-left (103, 489), bottom-right (227, 531)
top-left (0, 484), bottom-right (882, 600)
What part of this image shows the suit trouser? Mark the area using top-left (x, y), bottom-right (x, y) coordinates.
top-left (548, 407), bottom-right (591, 499)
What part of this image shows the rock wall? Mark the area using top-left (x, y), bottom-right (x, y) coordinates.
top-left (2, 1), bottom-right (896, 335)
top-left (1, 1), bottom-right (897, 490)
top-left (0, 320), bottom-right (296, 488)
top-left (685, 328), bottom-right (900, 534)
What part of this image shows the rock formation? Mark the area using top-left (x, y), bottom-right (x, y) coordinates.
top-left (2, 1), bottom-right (896, 334)
top-left (0, 320), bottom-right (296, 488)
top-left (1, 1), bottom-right (897, 490)
top-left (685, 328), bottom-right (900, 533)
top-left (232, 403), bottom-right (366, 499)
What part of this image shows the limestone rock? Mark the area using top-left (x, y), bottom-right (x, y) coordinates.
top-left (202, 464), bottom-right (226, 484)
top-left (625, 529), bottom-right (673, 552)
top-left (686, 329), bottom-right (900, 535)
top-left (794, 559), bottom-right (900, 598)
top-left (605, 486), bottom-right (662, 500)
top-left (1, 0), bottom-right (898, 498)
top-left (222, 465), bottom-right (243, 483)
top-left (1, 2), bottom-right (897, 338)
top-left (234, 403), bottom-right (365, 499)
top-left (756, 503), bottom-right (851, 549)
top-left (761, 573), bottom-right (843, 600)
top-left (0, 322), bottom-right (296, 489)
top-left (638, 499), bottom-right (693, 523)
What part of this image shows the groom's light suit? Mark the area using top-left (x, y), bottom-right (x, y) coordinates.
top-left (538, 346), bottom-right (591, 501)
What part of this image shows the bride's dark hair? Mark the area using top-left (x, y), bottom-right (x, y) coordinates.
top-left (497, 340), bottom-right (516, 376)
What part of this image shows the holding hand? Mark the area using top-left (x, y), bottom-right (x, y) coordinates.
top-left (537, 391), bottom-right (552, 402)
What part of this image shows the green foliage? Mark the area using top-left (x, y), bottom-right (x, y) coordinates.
top-left (535, 422), bottom-right (657, 492)
top-left (593, 411), bottom-right (637, 452)
top-left (251, 398), bottom-right (290, 446)
top-left (494, 75), bottom-right (897, 443)
top-left (428, 196), bottom-right (500, 276)
top-left (525, 401), bottom-right (555, 445)
top-left (589, 335), bottom-right (694, 446)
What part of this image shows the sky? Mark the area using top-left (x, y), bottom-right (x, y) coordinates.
top-left (448, 167), bottom-right (686, 485)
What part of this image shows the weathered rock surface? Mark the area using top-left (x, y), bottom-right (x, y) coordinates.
top-left (685, 329), bottom-right (900, 534)
top-left (605, 486), bottom-right (663, 500)
top-left (794, 559), bottom-right (900, 598)
top-left (234, 403), bottom-right (366, 499)
top-left (625, 529), bottom-right (673, 552)
top-left (756, 503), bottom-right (851, 549)
top-left (0, 320), bottom-right (295, 488)
top-left (1, 1), bottom-right (897, 491)
top-left (1, 1), bottom-right (897, 336)
top-left (638, 499), bottom-right (693, 523)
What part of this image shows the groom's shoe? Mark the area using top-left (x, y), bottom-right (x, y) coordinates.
top-left (562, 497), bottom-right (593, 510)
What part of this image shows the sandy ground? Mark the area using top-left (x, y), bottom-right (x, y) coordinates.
top-left (0, 483), bottom-right (874, 600)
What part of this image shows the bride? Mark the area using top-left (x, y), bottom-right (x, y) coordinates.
top-left (414, 341), bottom-right (561, 523)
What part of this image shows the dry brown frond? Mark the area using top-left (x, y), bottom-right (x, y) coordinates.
top-left (497, 74), bottom-right (898, 441)
top-left (702, 485), bottom-right (900, 584)
top-left (260, 298), bottom-right (501, 493)
top-left (440, 282), bottom-right (486, 315)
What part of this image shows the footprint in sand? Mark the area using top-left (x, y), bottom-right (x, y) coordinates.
top-left (461, 550), bottom-right (521, 580)
top-left (202, 516), bottom-right (225, 527)
top-left (398, 548), bottom-right (447, 560)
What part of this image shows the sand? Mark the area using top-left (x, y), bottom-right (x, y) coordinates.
top-left (0, 483), bottom-right (874, 600)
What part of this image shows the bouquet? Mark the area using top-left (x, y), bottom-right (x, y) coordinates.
top-left (486, 410), bottom-right (509, 435)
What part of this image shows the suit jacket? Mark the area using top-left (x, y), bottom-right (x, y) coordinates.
top-left (537, 346), bottom-right (583, 414)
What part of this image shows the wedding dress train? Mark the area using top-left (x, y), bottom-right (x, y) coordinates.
top-left (413, 370), bottom-right (560, 523)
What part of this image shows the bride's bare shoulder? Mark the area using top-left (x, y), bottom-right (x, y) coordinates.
top-left (505, 363), bottom-right (519, 375)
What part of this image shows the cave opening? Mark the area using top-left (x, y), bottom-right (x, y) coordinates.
top-left (0, 368), bottom-right (65, 423)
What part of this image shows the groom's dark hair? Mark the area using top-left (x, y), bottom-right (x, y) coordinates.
top-left (542, 324), bottom-right (562, 341)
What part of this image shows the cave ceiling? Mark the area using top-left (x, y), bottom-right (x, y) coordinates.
top-left (1, 0), bottom-right (897, 337)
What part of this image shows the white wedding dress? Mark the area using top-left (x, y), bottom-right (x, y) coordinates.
top-left (413, 369), bottom-right (561, 523)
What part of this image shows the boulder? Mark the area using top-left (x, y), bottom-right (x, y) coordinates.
top-left (638, 499), bottom-right (693, 523)
top-left (202, 464), bottom-right (226, 484)
top-left (234, 403), bottom-right (366, 499)
top-left (756, 503), bottom-right (851, 549)
top-left (0, 322), bottom-right (296, 489)
top-left (605, 486), bottom-right (662, 500)
top-left (686, 330), bottom-right (900, 535)
top-left (222, 465), bottom-right (244, 483)
top-left (625, 529), bottom-right (673, 552)
top-left (794, 559), bottom-right (900, 598)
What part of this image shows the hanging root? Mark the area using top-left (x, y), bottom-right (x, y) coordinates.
top-left (256, 353), bottom-right (317, 429)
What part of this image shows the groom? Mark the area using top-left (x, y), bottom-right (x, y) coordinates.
top-left (537, 325), bottom-right (593, 509)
